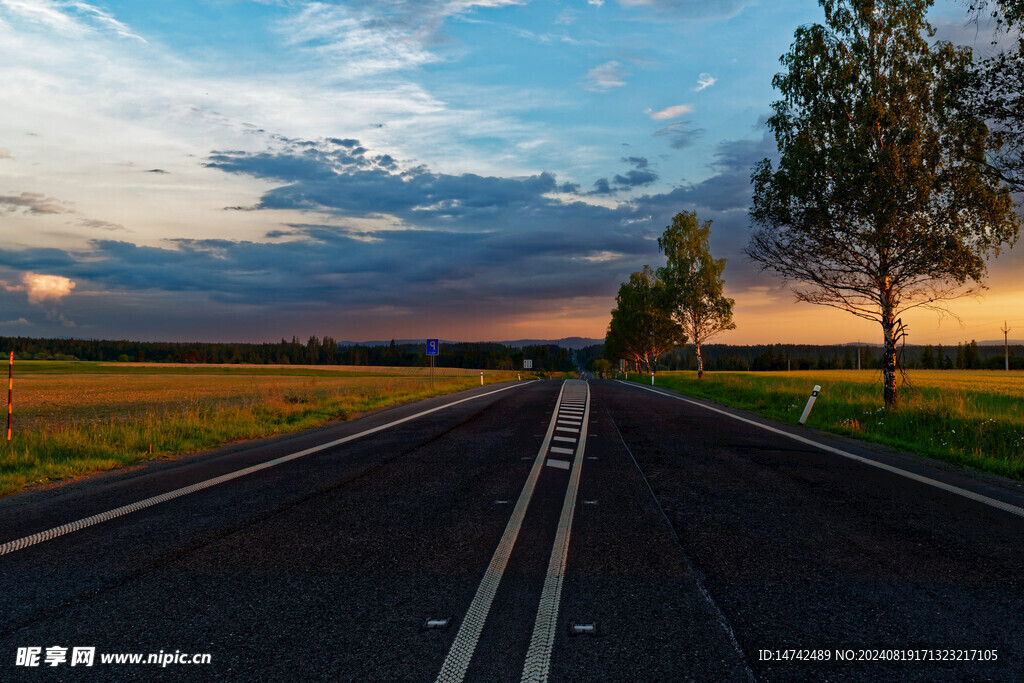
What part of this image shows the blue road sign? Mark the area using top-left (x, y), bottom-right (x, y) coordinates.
top-left (426, 339), bottom-right (439, 356)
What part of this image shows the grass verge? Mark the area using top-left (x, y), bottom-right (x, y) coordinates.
top-left (630, 370), bottom-right (1024, 481)
top-left (0, 364), bottom-right (524, 497)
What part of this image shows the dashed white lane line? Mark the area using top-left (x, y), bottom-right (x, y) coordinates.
top-left (619, 381), bottom-right (1024, 520)
top-left (549, 446), bottom-right (574, 455)
top-left (522, 380), bottom-right (591, 682)
top-left (552, 436), bottom-right (576, 444)
top-left (436, 381), bottom-right (571, 683)
top-left (0, 382), bottom-right (529, 558)
top-left (546, 459), bottom-right (571, 470)
top-left (555, 427), bottom-right (579, 434)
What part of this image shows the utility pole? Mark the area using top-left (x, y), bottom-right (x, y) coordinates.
top-left (1002, 321), bottom-right (1011, 371)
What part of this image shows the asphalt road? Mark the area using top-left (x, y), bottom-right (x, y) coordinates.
top-left (0, 378), bottom-right (1021, 681)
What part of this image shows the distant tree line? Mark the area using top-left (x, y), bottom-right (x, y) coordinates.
top-left (0, 336), bottom-right (585, 372)
top-left (591, 341), bottom-right (1024, 373)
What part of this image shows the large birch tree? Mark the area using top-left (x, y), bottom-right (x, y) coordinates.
top-left (656, 211), bottom-right (736, 379)
top-left (963, 0), bottom-right (1024, 190)
top-left (748, 0), bottom-right (1020, 407)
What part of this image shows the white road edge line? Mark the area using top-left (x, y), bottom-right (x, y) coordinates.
top-left (0, 382), bottom-right (528, 558)
top-left (521, 381), bottom-right (591, 683)
top-left (619, 381), bottom-right (1024, 519)
top-left (435, 381), bottom-right (569, 683)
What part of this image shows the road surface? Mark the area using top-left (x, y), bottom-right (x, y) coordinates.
top-left (1, 378), bottom-right (1021, 680)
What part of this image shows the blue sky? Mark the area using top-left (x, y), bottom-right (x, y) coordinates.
top-left (0, 0), bottom-right (1020, 345)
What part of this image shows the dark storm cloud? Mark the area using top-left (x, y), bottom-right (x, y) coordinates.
top-left (589, 157), bottom-right (658, 195)
top-left (612, 156), bottom-right (658, 188)
top-left (0, 132), bottom-right (772, 336)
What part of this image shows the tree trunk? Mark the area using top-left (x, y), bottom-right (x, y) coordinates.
top-left (880, 305), bottom-right (898, 407)
top-left (695, 341), bottom-right (704, 379)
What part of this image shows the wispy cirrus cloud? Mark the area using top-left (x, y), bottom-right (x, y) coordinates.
top-left (645, 104), bottom-right (693, 120)
top-left (694, 72), bottom-right (717, 91)
top-left (584, 60), bottom-right (628, 91)
top-left (276, 0), bottom-right (526, 77)
top-left (0, 0), bottom-right (145, 40)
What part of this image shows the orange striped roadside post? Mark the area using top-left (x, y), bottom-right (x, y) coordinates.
top-left (7, 351), bottom-right (12, 443)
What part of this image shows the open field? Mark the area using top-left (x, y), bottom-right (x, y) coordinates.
top-left (0, 361), bottom-right (529, 497)
top-left (632, 369), bottom-right (1024, 480)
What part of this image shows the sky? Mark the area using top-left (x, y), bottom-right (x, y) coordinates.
top-left (0, 0), bottom-right (1021, 346)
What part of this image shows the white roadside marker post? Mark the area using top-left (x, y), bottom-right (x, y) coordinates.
top-left (7, 351), bottom-right (12, 443)
top-left (480, 371), bottom-right (484, 386)
top-left (799, 385), bottom-right (821, 425)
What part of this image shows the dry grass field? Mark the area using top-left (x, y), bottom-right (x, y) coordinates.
top-left (0, 361), bottom-right (526, 497)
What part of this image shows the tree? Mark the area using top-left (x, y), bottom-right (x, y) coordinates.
top-left (747, 0), bottom-right (1020, 407)
top-left (605, 266), bottom-right (686, 374)
top-left (921, 344), bottom-right (936, 369)
top-left (963, 0), bottom-right (1024, 190)
top-left (656, 211), bottom-right (736, 379)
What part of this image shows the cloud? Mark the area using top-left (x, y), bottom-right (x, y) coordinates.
top-left (588, 157), bottom-right (658, 194)
top-left (0, 136), bottom-right (676, 331)
top-left (694, 73), bottom-right (717, 91)
top-left (555, 8), bottom-right (580, 24)
top-left (584, 61), bottom-right (628, 91)
top-left (591, 177), bottom-right (614, 194)
top-left (22, 271), bottom-right (75, 304)
top-left (616, 0), bottom-right (755, 20)
top-left (0, 192), bottom-right (72, 215)
top-left (0, 129), bottom-right (797, 340)
top-left (654, 120), bottom-right (706, 149)
top-left (276, 0), bottom-right (525, 77)
top-left (0, 0), bottom-right (145, 40)
top-left (613, 156), bottom-right (658, 187)
top-left (579, 250), bottom-right (624, 262)
top-left (646, 104), bottom-right (693, 120)
top-left (78, 218), bottom-right (126, 231)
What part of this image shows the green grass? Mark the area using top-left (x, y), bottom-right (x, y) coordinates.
top-left (633, 370), bottom-right (1024, 481)
top-left (0, 363), bottom-right (527, 497)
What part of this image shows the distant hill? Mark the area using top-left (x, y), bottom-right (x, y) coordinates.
top-left (339, 337), bottom-right (603, 349)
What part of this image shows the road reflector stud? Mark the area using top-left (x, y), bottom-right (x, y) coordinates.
top-left (581, 500), bottom-right (598, 505)
top-left (422, 617), bottom-right (453, 631)
top-left (495, 500), bottom-right (510, 504)
top-left (568, 622), bottom-right (601, 637)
